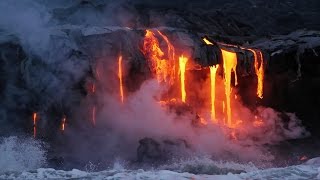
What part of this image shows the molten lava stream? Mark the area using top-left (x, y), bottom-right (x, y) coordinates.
top-left (210, 65), bottom-right (219, 122)
top-left (118, 55), bottom-right (124, 103)
top-left (221, 49), bottom-right (238, 127)
top-left (248, 49), bottom-right (264, 99)
top-left (33, 112), bottom-right (37, 138)
top-left (179, 55), bottom-right (188, 102)
top-left (256, 51), bottom-right (264, 99)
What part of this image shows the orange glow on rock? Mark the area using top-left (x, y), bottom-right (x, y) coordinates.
top-left (179, 55), bottom-right (188, 102)
top-left (157, 30), bottom-right (176, 83)
top-left (143, 30), bottom-right (174, 84)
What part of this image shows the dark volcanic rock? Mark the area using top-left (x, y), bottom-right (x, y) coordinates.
top-left (137, 137), bottom-right (191, 163)
top-left (137, 138), bottom-right (162, 163)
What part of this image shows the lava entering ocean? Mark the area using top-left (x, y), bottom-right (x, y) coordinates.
top-left (30, 29), bottom-right (268, 136)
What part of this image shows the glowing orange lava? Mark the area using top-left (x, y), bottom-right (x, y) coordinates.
top-left (157, 30), bottom-right (176, 83)
top-left (221, 49), bottom-right (238, 126)
top-left (203, 37), bottom-right (214, 45)
top-left (118, 55), bottom-right (124, 103)
top-left (248, 49), bottom-right (264, 99)
top-left (210, 65), bottom-right (219, 122)
top-left (256, 50), bottom-right (264, 99)
top-left (33, 112), bottom-right (37, 138)
top-left (179, 55), bottom-right (188, 102)
top-left (222, 101), bottom-right (225, 113)
top-left (143, 30), bottom-right (174, 84)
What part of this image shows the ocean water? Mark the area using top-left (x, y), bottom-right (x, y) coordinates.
top-left (1, 137), bottom-right (320, 180)
top-left (0, 162), bottom-right (319, 180)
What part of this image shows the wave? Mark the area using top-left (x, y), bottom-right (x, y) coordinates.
top-left (0, 136), bottom-right (46, 174)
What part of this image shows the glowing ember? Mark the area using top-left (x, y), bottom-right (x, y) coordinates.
top-left (248, 49), bottom-right (264, 99)
top-left (61, 116), bottom-right (66, 131)
top-left (33, 112), bottom-right (37, 138)
top-left (253, 115), bottom-right (264, 127)
top-left (253, 120), bottom-right (264, 127)
top-left (221, 49), bottom-right (238, 126)
top-left (143, 30), bottom-right (174, 84)
top-left (179, 55), bottom-right (188, 102)
top-left (209, 65), bottom-right (219, 122)
top-left (300, 155), bottom-right (308, 161)
top-left (199, 116), bottom-right (208, 125)
top-left (118, 55), bottom-right (124, 103)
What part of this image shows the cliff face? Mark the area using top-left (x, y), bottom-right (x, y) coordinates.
top-left (0, 0), bottom-right (320, 137)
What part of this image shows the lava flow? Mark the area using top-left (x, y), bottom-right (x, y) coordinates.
top-left (210, 65), bottom-right (219, 122)
top-left (221, 49), bottom-right (238, 126)
top-left (118, 55), bottom-right (124, 103)
top-left (248, 49), bottom-right (264, 99)
top-left (256, 50), bottom-right (264, 99)
top-left (157, 30), bottom-right (176, 83)
top-left (33, 112), bottom-right (37, 138)
top-left (203, 37), bottom-right (214, 45)
top-left (143, 30), bottom-right (174, 84)
top-left (179, 55), bottom-right (188, 102)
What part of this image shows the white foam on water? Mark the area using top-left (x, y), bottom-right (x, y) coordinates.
top-left (2, 158), bottom-right (320, 179)
top-left (0, 136), bottom-right (46, 174)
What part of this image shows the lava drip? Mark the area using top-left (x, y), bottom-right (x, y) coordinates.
top-left (61, 116), bottom-right (66, 131)
top-left (33, 112), bottom-right (37, 138)
top-left (118, 55), bottom-right (124, 103)
top-left (210, 65), bottom-right (219, 122)
top-left (256, 50), bottom-right (264, 99)
top-left (179, 55), bottom-right (188, 102)
top-left (248, 49), bottom-right (264, 99)
top-left (221, 49), bottom-right (238, 126)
